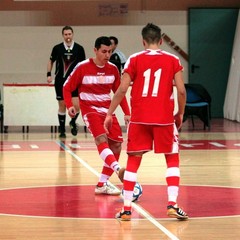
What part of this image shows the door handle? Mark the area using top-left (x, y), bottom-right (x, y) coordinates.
top-left (191, 64), bottom-right (200, 73)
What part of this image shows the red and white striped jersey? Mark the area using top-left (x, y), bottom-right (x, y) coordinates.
top-left (63, 58), bottom-right (130, 116)
top-left (124, 49), bottom-right (183, 125)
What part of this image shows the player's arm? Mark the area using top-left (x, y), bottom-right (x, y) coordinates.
top-left (120, 97), bottom-right (131, 126)
top-left (112, 68), bottom-right (131, 117)
top-left (47, 60), bottom-right (53, 83)
top-left (104, 72), bottom-right (131, 133)
top-left (174, 70), bottom-right (186, 129)
top-left (80, 46), bottom-right (86, 61)
top-left (47, 46), bottom-right (57, 84)
top-left (63, 72), bottom-right (79, 118)
top-left (118, 96), bottom-right (130, 127)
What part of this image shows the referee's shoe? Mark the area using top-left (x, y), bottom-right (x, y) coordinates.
top-left (69, 120), bottom-right (78, 136)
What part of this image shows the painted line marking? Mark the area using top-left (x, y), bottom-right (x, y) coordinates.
top-left (180, 143), bottom-right (204, 148)
top-left (56, 140), bottom-right (180, 240)
top-left (68, 143), bottom-right (81, 149)
top-left (56, 140), bottom-right (100, 178)
top-left (30, 144), bottom-right (39, 149)
top-left (209, 142), bottom-right (226, 147)
top-left (12, 144), bottom-right (21, 149)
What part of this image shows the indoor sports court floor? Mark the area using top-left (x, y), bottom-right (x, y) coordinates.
top-left (0, 118), bottom-right (240, 240)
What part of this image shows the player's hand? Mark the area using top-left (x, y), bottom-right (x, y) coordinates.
top-left (47, 76), bottom-right (52, 84)
top-left (174, 113), bottom-right (183, 130)
top-left (104, 115), bottom-right (113, 134)
top-left (68, 106), bottom-right (76, 118)
top-left (124, 115), bottom-right (130, 127)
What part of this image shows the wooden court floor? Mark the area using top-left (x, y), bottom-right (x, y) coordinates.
top-left (0, 118), bottom-right (240, 240)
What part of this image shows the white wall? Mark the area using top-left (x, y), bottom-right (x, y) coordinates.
top-left (0, 11), bottom-right (188, 127)
top-left (0, 11), bottom-right (188, 91)
top-left (0, 25), bottom-right (188, 96)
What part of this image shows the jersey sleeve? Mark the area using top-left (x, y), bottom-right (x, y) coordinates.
top-left (50, 45), bottom-right (58, 62)
top-left (111, 66), bottom-right (131, 116)
top-left (123, 54), bottom-right (136, 84)
top-left (174, 57), bottom-right (183, 73)
top-left (78, 45), bottom-right (86, 62)
top-left (63, 65), bottom-right (81, 109)
top-left (110, 53), bottom-right (121, 72)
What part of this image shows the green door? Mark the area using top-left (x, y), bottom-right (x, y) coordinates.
top-left (189, 8), bottom-right (238, 117)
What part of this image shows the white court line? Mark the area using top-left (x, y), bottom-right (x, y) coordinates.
top-left (30, 144), bottom-right (39, 149)
top-left (12, 144), bottom-right (21, 149)
top-left (209, 142), bottom-right (226, 147)
top-left (56, 140), bottom-right (180, 240)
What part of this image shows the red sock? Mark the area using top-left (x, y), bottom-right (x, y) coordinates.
top-left (165, 154), bottom-right (180, 206)
top-left (97, 142), bottom-right (119, 171)
top-left (122, 155), bottom-right (142, 211)
top-left (124, 206), bottom-right (132, 212)
top-left (126, 155), bottom-right (142, 172)
top-left (97, 149), bottom-right (121, 187)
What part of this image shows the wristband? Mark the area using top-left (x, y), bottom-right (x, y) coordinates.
top-left (47, 72), bottom-right (51, 77)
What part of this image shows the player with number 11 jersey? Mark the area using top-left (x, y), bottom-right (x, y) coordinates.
top-left (125, 49), bottom-right (183, 125)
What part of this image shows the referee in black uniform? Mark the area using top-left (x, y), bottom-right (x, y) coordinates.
top-left (47, 26), bottom-right (86, 138)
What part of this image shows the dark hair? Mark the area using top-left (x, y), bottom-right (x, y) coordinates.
top-left (62, 26), bottom-right (73, 34)
top-left (94, 36), bottom-right (111, 50)
top-left (141, 23), bottom-right (161, 44)
top-left (109, 36), bottom-right (118, 45)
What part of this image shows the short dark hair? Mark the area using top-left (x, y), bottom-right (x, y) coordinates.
top-left (141, 23), bottom-right (161, 44)
top-left (95, 36), bottom-right (111, 50)
top-left (109, 36), bottom-right (118, 45)
top-left (62, 26), bottom-right (73, 34)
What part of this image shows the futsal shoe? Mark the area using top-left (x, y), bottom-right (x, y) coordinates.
top-left (95, 183), bottom-right (121, 196)
top-left (69, 120), bottom-right (78, 136)
top-left (167, 204), bottom-right (188, 220)
top-left (115, 209), bottom-right (131, 221)
top-left (59, 132), bottom-right (66, 138)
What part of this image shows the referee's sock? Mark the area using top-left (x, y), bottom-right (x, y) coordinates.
top-left (58, 112), bottom-right (66, 133)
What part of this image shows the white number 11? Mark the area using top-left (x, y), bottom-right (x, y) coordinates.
top-left (142, 69), bottom-right (162, 97)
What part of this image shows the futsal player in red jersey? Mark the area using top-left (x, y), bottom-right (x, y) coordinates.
top-left (104, 23), bottom-right (188, 220)
top-left (63, 36), bottom-right (130, 195)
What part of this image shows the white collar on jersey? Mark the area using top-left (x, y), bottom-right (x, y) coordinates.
top-left (64, 41), bottom-right (74, 50)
